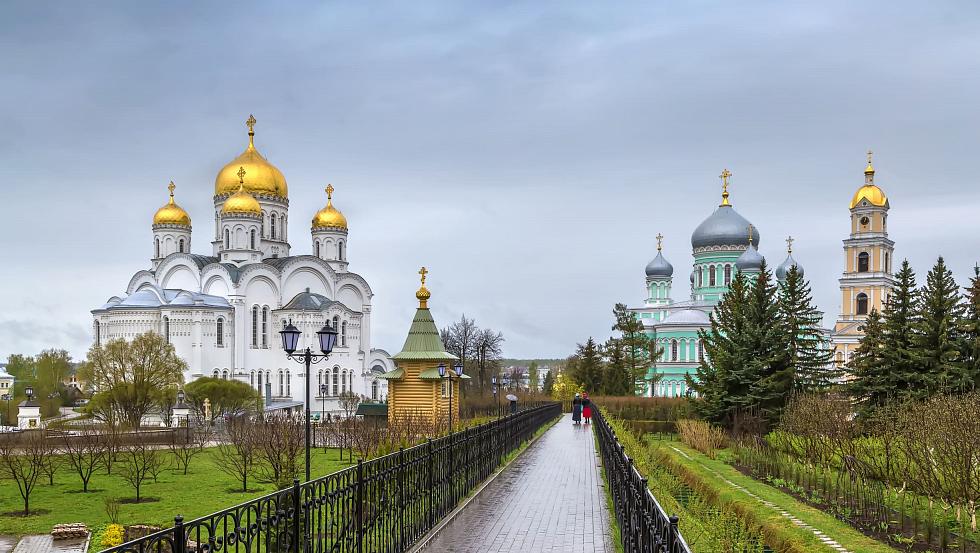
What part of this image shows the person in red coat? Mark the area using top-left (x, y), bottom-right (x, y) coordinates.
top-left (582, 393), bottom-right (592, 424)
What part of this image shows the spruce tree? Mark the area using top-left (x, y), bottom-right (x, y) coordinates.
top-left (778, 265), bottom-right (836, 390)
top-left (959, 265), bottom-right (980, 390)
top-left (847, 309), bottom-right (889, 413)
top-left (611, 303), bottom-right (659, 391)
top-left (571, 337), bottom-right (604, 394)
top-left (880, 260), bottom-right (920, 399)
top-left (913, 257), bottom-right (966, 393)
top-left (741, 261), bottom-right (794, 424)
top-left (601, 338), bottom-right (632, 395)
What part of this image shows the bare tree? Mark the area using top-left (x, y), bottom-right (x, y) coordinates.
top-left (256, 415), bottom-right (304, 489)
top-left (117, 439), bottom-right (162, 502)
top-left (441, 315), bottom-right (479, 388)
top-left (62, 427), bottom-right (107, 492)
top-left (168, 422), bottom-right (210, 475)
top-left (0, 430), bottom-right (50, 514)
top-left (214, 416), bottom-right (259, 492)
top-left (39, 440), bottom-right (63, 486)
top-left (474, 328), bottom-right (505, 394)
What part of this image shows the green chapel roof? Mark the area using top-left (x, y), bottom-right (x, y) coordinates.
top-left (392, 307), bottom-right (459, 361)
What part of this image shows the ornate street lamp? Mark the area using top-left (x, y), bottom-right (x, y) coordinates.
top-left (319, 383), bottom-right (328, 449)
top-left (280, 320), bottom-right (338, 482)
top-left (491, 376), bottom-right (499, 418)
top-left (25, 385), bottom-right (34, 401)
top-left (438, 361), bottom-right (464, 435)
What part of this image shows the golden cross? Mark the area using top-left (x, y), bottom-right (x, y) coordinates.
top-left (237, 166), bottom-right (246, 184)
top-left (786, 235), bottom-right (794, 254)
top-left (246, 114), bottom-right (257, 134)
top-left (720, 169), bottom-right (732, 206)
top-left (419, 266), bottom-right (428, 287)
top-left (747, 224), bottom-right (754, 245)
top-left (656, 232), bottom-right (664, 252)
top-left (326, 184), bottom-right (334, 201)
top-left (168, 180), bottom-right (176, 197)
top-left (867, 149), bottom-right (873, 164)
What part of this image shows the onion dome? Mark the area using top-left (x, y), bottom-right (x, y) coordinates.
top-left (221, 169), bottom-right (262, 216)
top-left (214, 115), bottom-right (288, 198)
top-left (311, 184), bottom-right (348, 230)
top-left (735, 225), bottom-right (764, 272)
top-left (849, 150), bottom-right (888, 209)
top-left (645, 232), bottom-right (673, 278)
top-left (416, 266), bottom-right (431, 308)
top-left (153, 181), bottom-right (191, 226)
top-left (691, 169), bottom-right (760, 249)
top-left (775, 236), bottom-right (804, 281)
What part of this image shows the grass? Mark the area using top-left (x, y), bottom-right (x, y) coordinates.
top-left (0, 446), bottom-right (354, 537)
top-left (658, 442), bottom-right (899, 553)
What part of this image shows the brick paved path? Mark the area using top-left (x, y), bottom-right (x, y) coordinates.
top-left (420, 414), bottom-right (615, 552)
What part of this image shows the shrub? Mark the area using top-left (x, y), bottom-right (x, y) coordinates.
top-left (100, 523), bottom-right (125, 548)
top-left (677, 419), bottom-right (727, 459)
top-left (104, 496), bottom-right (121, 524)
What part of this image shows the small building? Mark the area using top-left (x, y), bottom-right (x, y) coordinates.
top-left (379, 269), bottom-right (468, 425)
top-left (18, 398), bottom-right (41, 429)
top-left (0, 366), bottom-right (13, 395)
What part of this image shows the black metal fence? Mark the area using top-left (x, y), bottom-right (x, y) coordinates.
top-left (593, 406), bottom-right (692, 553)
top-left (102, 402), bottom-right (561, 553)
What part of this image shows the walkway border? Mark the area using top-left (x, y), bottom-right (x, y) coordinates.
top-left (407, 414), bottom-right (560, 553)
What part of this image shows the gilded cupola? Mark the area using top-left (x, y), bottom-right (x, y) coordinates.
top-left (214, 115), bottom-right (288, 199)
top-left (153, 181), bottom-right (191, 226)
top-left (221, 167), bottom-right (263, 215)
top-left (311, 184), bottom-right (349, 230)
top-left (849, 150), bottom-right (889, 209)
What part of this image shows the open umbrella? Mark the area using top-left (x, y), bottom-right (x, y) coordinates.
top-left (505, 394), bottom-right (518, 402)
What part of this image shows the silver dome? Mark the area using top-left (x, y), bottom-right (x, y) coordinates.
top-left (735, 244), bottom-right (764, 272)
top-left (691, 205), bottom-right (760, 249)
top-left (776, 253), bottom-right (804, 281)
top-left (645, 251), bottom-right (674, 278)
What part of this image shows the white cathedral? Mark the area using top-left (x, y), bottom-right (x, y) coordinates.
top-left (92, 116), bottom-right (392, 416)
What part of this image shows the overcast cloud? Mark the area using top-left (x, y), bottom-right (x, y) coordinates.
top-left (1, 1), bottom-right (979, 361)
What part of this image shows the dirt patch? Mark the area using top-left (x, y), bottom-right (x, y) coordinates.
top-left (118, 497), bottom-right (161, 504)
top-left (1, 509), bottom-right (52, 517)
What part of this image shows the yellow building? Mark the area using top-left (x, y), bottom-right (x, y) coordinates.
top-left (379, 268), bottom-right (468, 425)
top-left (832, 152), bottom-right (896, 367)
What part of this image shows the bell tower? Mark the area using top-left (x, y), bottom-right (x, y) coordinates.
top-left (832, 151), bottom-right (896, 369)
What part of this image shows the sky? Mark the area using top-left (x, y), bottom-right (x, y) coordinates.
top-left (1, 1), bottom-right (979, 362)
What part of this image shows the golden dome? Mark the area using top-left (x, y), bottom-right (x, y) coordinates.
top-left (849, 150), bottom-right (888, 209)
top-left (153, 181), bottom-right (191, 226)
top-left (214, 115), bottom-right (288, 198)
top-left (311, 184), bottom-right (348, 230)
top-left (416, 266), bottom-right (431, 308)
top-left (221, 170), bottom-right (262, 215)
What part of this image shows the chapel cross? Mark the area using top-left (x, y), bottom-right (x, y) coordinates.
top-left (747, 224), bottom-right (754, 245)
top-left (720, 169), bottom-right (732, 206)
top-left (867, 149), bottom-right (873, 164)
top-left (419, 266), bottom-right (428, 287)
top-left (237, 166), bottom-right (246, 185)
top-left (656, 232), bottom-right (664, 252)
top-left (786, 235), bottom-right (794, 254)
top-left (168, 180), bottom-right (176, 197)
top-left (326, 184), bottom-right (334, 201)
top-left (246, 114), bottom-right (257, 134)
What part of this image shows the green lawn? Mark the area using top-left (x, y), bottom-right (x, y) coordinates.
top-left (0, 446), bottom-right (355, 537)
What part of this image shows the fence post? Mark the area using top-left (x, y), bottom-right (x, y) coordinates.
top-left (173, 516), bottom-right (185, 553)
top-left (356, 459), bottom-right (364, 553)
top-left (668, 515), bottom-right (679, 551)
top-left (292, 479), bottom-right (301, 553)
top-left (398, 446), bottom-right (405, 550)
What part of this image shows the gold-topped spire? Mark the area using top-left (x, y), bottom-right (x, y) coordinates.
top-left (237, 166), bottom-right (246, 184)
top-left (167, 180), bottom-right (176, 203)
top-left (747, 224), bottom-right (754, 246)
top-left (214, 115), bottom-right (288, 198)
top-left (246, 114), bottom-right (257, 147)
top-left (312, 184), bottom-right (349, 230)
top-left (326, 183), bottom-right (334, 202)
top-left (656, 232), bottom-right (664, 252)
top-left (153, 180), bottom-right (191, 226)
top-left (719, 169), bottom-right (732, 206)
top-left (864, 149), bottom-right (875, 184)
top-left (786, 235), bottom-right (794, 254)
top-left (416, 266), bottom-right (431, 308)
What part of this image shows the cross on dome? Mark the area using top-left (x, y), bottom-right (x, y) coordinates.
top-left (416, 266), bottom-right (431, 308)
top-left (747, 224), bottom-right (754, 245)
top-left (168, 181), bottom-right (176, 198)
top-left (786, 235), bottom-right (794, 254)
top-left (419, 266), bottom-right (428, 286)
top-left (720, 169), bottom-right (732, 206)
top-left (656, 232), bottom-right (664, 252)
top-left (246, 114), bottom-right (256, 134)
top-left (326, 184), bottom-right (334, 201)
top-left (237, 166), bottom-right (246, 184)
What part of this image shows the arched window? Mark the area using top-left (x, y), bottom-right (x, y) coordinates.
top-left (271, 214), bottom-right (276, 240)
top-left (222, 369), bottom-right (229, 380)
top-left (216, 317), bottom-right (225, 347)
top-left (252, 306), bottom-right (259, 346)
top-left (885, 252), bottom-right (890, 273)
top-left (332, 367), bottom-right (339, 396)
top-left (250, 229), bottom-right (256, 249)
top-left (341, 321), bottom-right (347, 347)
top-left (155, 239), bottom-right (160, 258)
top-left (708, 265), bottom-right (716, 287)
top-left (213, 369), bottom-right (219, 378)
top-left (697, 340), bottom-right (705, 363)
top-left (257, 371), bottom-right (263, 391)
top-left (856, 293), bottom-right (869, 316)
top-left (318, 370), bottom-right (323, 388)
top-left (261, 307), bottom-right (269, 348)
top-left (724, 264), bottom-right (732, 286)
top-left (286, 371), bottom-right (291, 396)
top-left (280, 215), bottom-right (286, 240)
top-left (670, 339), bottom-right (678, 362)
top-left (278, 370), bottom-right (284, 396)
top-left (338, 241), bottom-right (344, 260)
top-left (332, 315), bottom-right (340, 333)
top-left (163, 316), bottom-right (170, 343)
top-left (224, 229), bottom-right (230, 249)
top-left (315, 241), bottom-right (320, 258)
top-left (835, 351), bottom-right (844, 367)
top-left (697, 267), bottom-right (704, 287)
top-left (371, 380), bottom-right (378, 400)
top-left (250, 371), bottom-right (255, 387)
top-left (858, 252), bottom-right (870, 273)
top-left (178, 238), bottom-right (185, 253)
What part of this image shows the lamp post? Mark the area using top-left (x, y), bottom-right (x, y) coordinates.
top-left (176, 389), bottom-right (189, 441)
top-left (438, 362), bottom-right (464, 435)
top-left (280, 320), bottom-right (338, 482)
top-left (491, 376), bottom-right (498, 418)
top-left (319, 383), bottom-right (328, 449)
top-left (25, 385), bottom-right (34, 402)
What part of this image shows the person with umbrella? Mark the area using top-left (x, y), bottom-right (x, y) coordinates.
top-left (571, 393), bottom-right (582, 425)
top-left (506, 393), bottom-right (518, 414)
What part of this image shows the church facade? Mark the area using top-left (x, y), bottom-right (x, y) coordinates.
top-left (632, 156), bottom-right (892, 397)
top-left (92, 116), bottom-right (392, 416)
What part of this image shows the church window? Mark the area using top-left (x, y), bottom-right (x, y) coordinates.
top-left (179, 238), bottom-right (185, 253)
top-left (724, 264), bottom-right (732, 286)
top-left (271, 215), bottom-right (276, 240)
top-left (670, 339), bottom-right (678, 362)
top-left (371, 380), bottom-right (378, 400)
top-left (250, 229), bottom-right (256, 249)
top-left (698, 340), bottom-right (704, 363)
top-left (338, 241), bottom-right (344, 261)
top-left (332, 367), bottom-right (339, 396)
top-left (697, 267), bottom-right (704, 287)
top-left (213, 369), bottom-right (219, 378)
top-left (94, 321), bottom-right (101, 347)
top-left (315, 241), bottom-right (320, 258)
top-left (709, 265), bottom-right (716, 287)
top-left (261, 307), bottom-right (269, 348)
top-left (252, 306), bottom-right (259, 346)
top-left (250, 371), bottom-right (255, 387)
top-left (280, 215), bottom-right (286, 240)
top-left (286, 371), bottom-right (291, 396)
top-left (835, 351), bottom-right (844, 367)
top-left (856, 293), bottom-right (869, 316)
top-left (885, 252), bottom-right (890, 273)
top-left (278, 370), bottom-right (284, 396)
top-left (155, 239), bottom-right (160, 258)
top-left (224, 229), bottom-right (230, 249)
top-left (858, 252), bottom-right (870, 273)
top-left (258, 371), bottom-right (263, 391)
top-left (332, 315), bottom-right (340, 333)
top-left (216, 318), bottom-right (224, 347)
top-left (164, 316), bottom-right (170, 343)
top-left (222, 369), bottom-right (228, 380)
top-left (341, 321), bottom-right (347, 346)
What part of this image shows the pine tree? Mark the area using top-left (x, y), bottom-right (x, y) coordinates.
top-left (880, 260), bottom-right (921, 400)
top-left (741, 261), bottom-right (794, 423)
top-left (601, 338), bottom-right (632, 395)
top-left (847, 309), bottom-right (889, 413)
top-left (527, 361), bottom-right (540, 392)
top-left (959, 265), bottom-right (980, 391)
top-left (542, 369), bottom-right (555, 395)
top-left (778, 265), bottom-right (836, 390)
top-left (913, 257), bottom-right (966, 393)
top-left (571, 338), bottom-right (604, 394)
top-left (611, 303), bottom-right (659, 392)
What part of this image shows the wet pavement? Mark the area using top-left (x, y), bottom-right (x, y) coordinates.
top-left (11, 536), bottom-right (87, 553)
top-left (420, 414), bottom-right (614, 552)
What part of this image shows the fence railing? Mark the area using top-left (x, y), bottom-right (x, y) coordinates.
top-left (102, 402), bottom-right (561, 553)
top-left (593, 406), bottom-right (692, 553)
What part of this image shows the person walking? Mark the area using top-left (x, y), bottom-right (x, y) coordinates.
top-left (582, 393), bottom-right (592, 424)
top-left (571, 393), bottom-right (582, 425)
